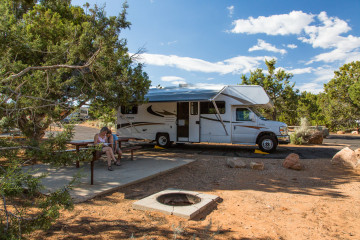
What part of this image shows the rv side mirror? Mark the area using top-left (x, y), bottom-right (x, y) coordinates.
top-left (249, 112), bottom-right (256, 121)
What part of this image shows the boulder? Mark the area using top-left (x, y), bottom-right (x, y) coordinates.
top-left (308, 131), bottom-right (323, 144)
top-left (283, 153), bottom-right (302, 170)
top-left (227, 157), bottom-right (246, 168)
top-left (351, 131), bottom-right (359, 135)
top-left (250, 161), bottom-right (264, 170)
top-left (355, 148), bottom-right (360, 166)
top-left (331, 147), bottom-right (358, 169)
top-left (337, 131), bottom-right (345, 134)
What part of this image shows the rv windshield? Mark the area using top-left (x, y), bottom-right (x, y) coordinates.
top-left (250, 107), bottom-right (268, 120)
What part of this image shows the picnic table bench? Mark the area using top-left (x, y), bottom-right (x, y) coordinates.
top-left (69, 138), bottom-right (141, 185)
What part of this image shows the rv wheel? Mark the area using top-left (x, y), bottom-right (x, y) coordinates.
top-left (156, 133), bottom-right (171, 148)
top-left (258, 135), bottom-right (277, 153)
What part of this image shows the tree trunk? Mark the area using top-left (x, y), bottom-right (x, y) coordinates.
top-left (273, 107), bottom-right (277, 121)
top-left (17, 115), bottom-right (48, 142)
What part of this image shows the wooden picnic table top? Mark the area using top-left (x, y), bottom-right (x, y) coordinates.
top-left (69, 137), bottom-right (133, 146)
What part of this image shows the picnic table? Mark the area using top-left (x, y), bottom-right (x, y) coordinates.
top-left (68, 137), bottom-right (140, 185)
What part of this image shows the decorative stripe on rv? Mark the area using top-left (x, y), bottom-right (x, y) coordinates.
top-left (233, 125), bottom-right (263, 130)
top-left (117, 122), bottom-right (165, 129)
top-left (146, 106), bottom-right (176, 117)
top-left (200, 116), bottom-right (230, 123)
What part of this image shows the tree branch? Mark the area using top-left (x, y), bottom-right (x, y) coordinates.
top-left (2, 45), bottom-right (102, 83)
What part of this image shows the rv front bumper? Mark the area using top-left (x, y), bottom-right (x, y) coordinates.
top-left (277, 135), bottom-right (290, 144)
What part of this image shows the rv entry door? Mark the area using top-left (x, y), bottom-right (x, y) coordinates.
top-left (177, 102), bottom-right (189, 141)
top-left (189, 102), bottom-right (200, 142)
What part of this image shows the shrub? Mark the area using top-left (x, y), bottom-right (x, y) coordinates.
top-left (290, 117), bottom-right (313, 145)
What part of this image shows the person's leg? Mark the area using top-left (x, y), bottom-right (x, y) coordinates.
top-left (115, 148), bottom-right (122, 165)
top-left (103, 147), bottom-right (116, 169)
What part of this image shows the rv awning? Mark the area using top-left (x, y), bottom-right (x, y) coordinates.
top-left (146, 87), bottom-right (221, 102)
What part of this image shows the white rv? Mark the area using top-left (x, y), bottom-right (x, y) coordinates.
top-left (117, 85), bottom-right (290, 152)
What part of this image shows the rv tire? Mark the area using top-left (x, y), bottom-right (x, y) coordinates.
top-left (258, 135), bottom-right (277, 153)
top-left (156, 133), bottom-right (171, 148)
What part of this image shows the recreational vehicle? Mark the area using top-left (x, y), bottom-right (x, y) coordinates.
top-left (62, 106), bottom-right (90, 123)
top-left (117, 85), bottom-right (290, 152)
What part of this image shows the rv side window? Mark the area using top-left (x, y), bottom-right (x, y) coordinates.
top-left (190, 102), bottom-right (198, 115)
top-left (121, 106), bottom-right (138, 114)
top-left (200, 101), bottom-right (225, 114)
top-left (236, 108), bottom-right (251, 121)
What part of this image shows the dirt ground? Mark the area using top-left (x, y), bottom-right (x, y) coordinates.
top-left (32, 124), bottom-right (360, 240)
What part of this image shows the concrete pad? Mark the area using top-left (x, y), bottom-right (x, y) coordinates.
top-left (172, 205), bottom-right (200, 219)
top-left (132, 189), bottom-right (219, 219)
top-left (23, 156), bottom-right (194, 203)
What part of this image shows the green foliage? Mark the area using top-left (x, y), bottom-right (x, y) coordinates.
top-left (241, 59), bottom-right (299, 124)
top-left (297, 91), bottom-right (325, 126)
top-left (26, 125), bottom-right (93, 166)
top-left (0, 0), bottom-right (151, 142)
top-left (88, 99), bottom-right (117, 125)
top-left (0, 160), bottom-right (76, 239)
top-left (321, 61), bottom-right (360, 131)
top-left (0, 125), bottom-right (90, 238)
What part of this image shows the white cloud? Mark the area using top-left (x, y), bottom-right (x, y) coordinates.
top-left (309, 49), bottom-right (360, 64)
top-left (136, 53), bottom-right (273, 75)
top-left (300, 12), bottom-right (352, 49)
top-left (227, 5), bottom-right (234, 17)
top-left (230, 11), bottom-right (314, 35)
top-left (160, 76), bottom-right (186, 86)
top-left (297, 66), bottom-right (335, 93)
top-left (230, 11), bottom-right (360, 64)
top-left (286, 67), bottom-right (313, 74)
top-left (160, 40), bottom-right (178, 46)
top-left (313, 67), bottom-right (334, 82)
top-left (298, 12), bottom-right (360, 63)
top-left (287, 44), bottom-right (297, 49)
top-left (249, 39), bottom-right (287, 55)
top-left (190, 83), bottom-right (225, 90)
top-left (297, 82), bottom-right (324, 94)
top-left (161, 76), bottom-right (185, 82)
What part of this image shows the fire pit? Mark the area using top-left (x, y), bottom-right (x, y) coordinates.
top-left (157, 193), bottom-right (201, 206)
top-left (133, 189), bottom-right (219, 219)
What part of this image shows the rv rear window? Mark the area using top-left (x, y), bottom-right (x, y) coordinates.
top-left (200, 101), bottom-right (225, 114)
top-left (121, 106), bottom-right (138, 114)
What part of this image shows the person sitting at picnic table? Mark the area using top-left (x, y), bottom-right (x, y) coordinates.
top-left (94, 127), bottom-right (119, 171)
top-left (107, 129), bottom-right (122, 165)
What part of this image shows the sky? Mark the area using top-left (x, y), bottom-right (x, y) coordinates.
top-left (72, 0), bottom-right (360, 93)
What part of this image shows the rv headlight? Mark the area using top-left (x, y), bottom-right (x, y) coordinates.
top-left (279, 126), bottom-right (288, 135)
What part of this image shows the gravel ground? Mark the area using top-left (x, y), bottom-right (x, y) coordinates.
top-left (32, 124), bottom-right (360, 239)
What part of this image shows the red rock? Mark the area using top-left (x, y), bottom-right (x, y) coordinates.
top-left (355, 148), bottom-right (360, 167)
top-left (227, 157), bottom-right (246, 168)
top-left (283, 153), bottom-right (302, 170)
top-left (331, 147), bottom-right (357, 169)
top-left (308, 131), bottom-right (323, 144)
top-left (250, 162), bottom-right (264, 170)
top-left (337, 131), bottom-right (345, 134)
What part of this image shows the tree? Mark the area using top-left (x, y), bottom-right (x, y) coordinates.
top-left (0, 0), bottom-right (151, 141)
top-left (297, 91), bottom-right (325, 126)
top-left (241, 59), bottom-right (299, 124)
top-left (88, 99), bottom-right (117, 125)
top-left (0, 125), bottom-right (93, 239)
top-left (321, 61), bottom-right (360, 130)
